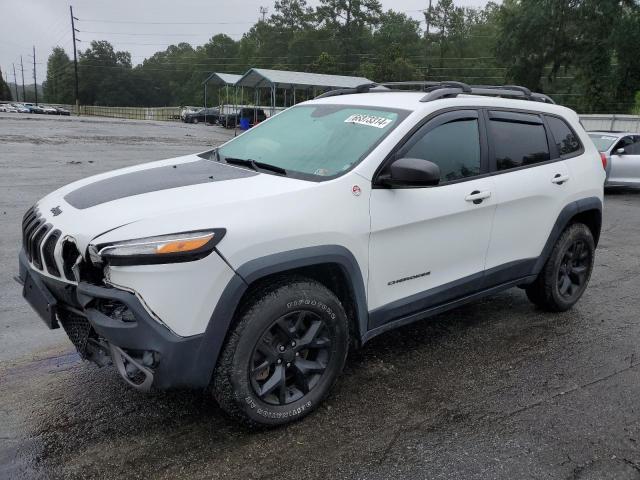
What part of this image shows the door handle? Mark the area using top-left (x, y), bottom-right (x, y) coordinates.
top-left (465, 190), bottom-right (491, 204)
top-left (551, 173), bottom-right (570, 185)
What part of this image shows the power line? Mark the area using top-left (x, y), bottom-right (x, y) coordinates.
top-left (78, 18), bottom-right (257, 25)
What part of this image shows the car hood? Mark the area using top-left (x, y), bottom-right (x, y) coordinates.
top-left (35, 153), bottom-right (311, 252)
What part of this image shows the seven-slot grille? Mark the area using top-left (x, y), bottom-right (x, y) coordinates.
top-left (22, 206), bottom-right (80, 282)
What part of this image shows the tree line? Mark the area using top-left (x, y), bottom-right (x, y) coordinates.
top-left (37, 0), bottom-right (640, 113)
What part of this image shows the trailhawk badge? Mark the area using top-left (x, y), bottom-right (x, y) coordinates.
top-left (50, 206), bottom-right (62, 216)
top-left (352, 185), bottom-right (361, 196)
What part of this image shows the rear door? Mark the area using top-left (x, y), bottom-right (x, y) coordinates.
top-left (368, 110), bottom-right (496, 328)
top-left (609, 135), bottom-right (640, 184)
top-left (483, 110), bottom-right (571, 281)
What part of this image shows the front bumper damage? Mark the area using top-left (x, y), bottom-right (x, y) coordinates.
top-left (18, 249), bottom-right (208, 391)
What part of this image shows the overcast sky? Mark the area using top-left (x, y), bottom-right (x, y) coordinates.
top-left (1, 0), bottom-right (491, 86)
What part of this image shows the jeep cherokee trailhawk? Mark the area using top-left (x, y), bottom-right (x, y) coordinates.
top-left (18, 82), bottom-right (605, 426)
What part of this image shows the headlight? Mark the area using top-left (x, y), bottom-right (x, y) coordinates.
top-left (94, 229), bottom-right (226, 266)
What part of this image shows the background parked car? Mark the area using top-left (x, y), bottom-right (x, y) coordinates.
top-left (219, 107), bottom-right (267, 128)
top-left (12, 103), bottom-right (30, 113)
top-left (589, 131), bottom-right (640, 187)
top-left (23, 103), bottom-right (45, 114)
top-left (41, 105), bottom-right (59, 115)
top-left (180, 106), bottom-right (203, 122)
top-left (0, 104), bottom-right (18, 112)
top-left (54, 106), bottom-right (71, 116)
top-left (184, 107), bottom-right (219, 124)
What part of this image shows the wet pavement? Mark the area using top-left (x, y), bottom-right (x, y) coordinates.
top-left (1, 113), bottom-right (640, 479)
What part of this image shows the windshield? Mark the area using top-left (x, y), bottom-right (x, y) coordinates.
top-left (589, 133), bottom-right (619, 152)
top-left (216, 104), bottom-right (407, 179)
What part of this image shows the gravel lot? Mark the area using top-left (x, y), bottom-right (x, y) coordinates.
top-left (1, 113), bottom-right (640, 480)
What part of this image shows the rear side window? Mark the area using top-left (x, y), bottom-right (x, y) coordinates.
top-left (402, 119), bottom-right (481, 182)
top-left (545, 116), bottom-right (581, 156)
top-left (489, 115), bottom-right (550, 171)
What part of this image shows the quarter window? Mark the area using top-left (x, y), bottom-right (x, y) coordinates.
top-left (545, 116), bottom-right (581, 156)
top-left (402, 119), bottom-right (481, 182)
top-left (489, 118), bottom-right (550, 171)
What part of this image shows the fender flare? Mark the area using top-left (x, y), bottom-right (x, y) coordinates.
top-left (533, 196), bottom-right (602, 275)
top-left (189, 245), bottom-right (368, 387)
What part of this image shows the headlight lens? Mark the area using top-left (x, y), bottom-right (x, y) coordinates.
top-left (94, 229), bottom-right (225, 265)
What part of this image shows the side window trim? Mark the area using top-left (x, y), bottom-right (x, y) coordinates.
top-left (485, 108), bottom-right (568, 176)
top-left (541, 115), bottom-right (561, 160)
top-left (373, 108), bottom-right (488, 188)
top-left (396, 110), bottom-right (480, 159)
top-left (542, 113), bottom-right (584, 160)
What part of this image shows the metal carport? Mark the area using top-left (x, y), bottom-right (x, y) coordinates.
top-left (201, 72), bottom-right (242, 120)
top-left (234, 68), bottom-right (374, 115)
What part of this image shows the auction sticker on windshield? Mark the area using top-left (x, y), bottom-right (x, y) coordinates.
top-left (344, 114), bottom-right (393, 128)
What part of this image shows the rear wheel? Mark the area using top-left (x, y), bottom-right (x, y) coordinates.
top-left (213, 277), bottom-right (349, 427)
top-left (192, 118), bottom-right (199, 124)
top-left (526, 223), bottom-right (595, 312)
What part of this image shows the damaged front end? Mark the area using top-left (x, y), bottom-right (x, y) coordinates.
top-left (19, 204), bottom-right (214, 391)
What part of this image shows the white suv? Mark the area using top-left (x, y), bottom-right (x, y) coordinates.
top-left (18, 82), bottom-right (605, 426)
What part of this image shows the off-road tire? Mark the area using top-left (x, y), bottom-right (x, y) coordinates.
top-left (526, 223), bottom-right (595, 312)
top-left (213, 276), bottom-right (349, 427)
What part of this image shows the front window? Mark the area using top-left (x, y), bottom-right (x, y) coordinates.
top-left (216, 104), bottom-right (408, 179)
top-left (588, 133), bottom-right (619, 152)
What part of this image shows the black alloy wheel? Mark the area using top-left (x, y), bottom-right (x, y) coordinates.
top-left (557, 239), bottom-right (590, 300)
top-left (250, 310), bottom-right (332, 406)
top-left (525, 222), bottom-right (595, 312)
top-left (213, 277), bottom-right (349, 427)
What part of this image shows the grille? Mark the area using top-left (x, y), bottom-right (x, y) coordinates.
top-left (21, 206), bottom-right (81, 282)
top-left (43, 230), bottom-right (61, 276)
top-left (31, 224), bottom-right (52, 269)
top-left (58, 310), bottom-right (93, 358)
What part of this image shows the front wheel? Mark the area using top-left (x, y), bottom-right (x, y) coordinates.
top-left (526, 223), bottom-right (595, 312)
top-left (213, 277), bottom-right (349, 427)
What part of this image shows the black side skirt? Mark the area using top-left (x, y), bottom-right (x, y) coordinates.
top-left (366, 258), bottom-right (537, 337)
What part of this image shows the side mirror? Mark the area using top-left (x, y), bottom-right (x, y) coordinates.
top-left (616, 147), bottom-right (626, 155)
top-left (379, 157), bottom-right (441, 188)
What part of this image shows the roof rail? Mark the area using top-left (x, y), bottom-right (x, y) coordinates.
top-left (315, 80), bottom-right (556, 104)
top-left (315, 83), bottom-right (380, 99)
top-left (419, 82), bottom-right (555, 104)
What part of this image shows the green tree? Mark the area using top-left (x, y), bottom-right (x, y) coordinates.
top-left (317, 0), bottom-right (383, 73)
top-left (0, 67), bottom-right (12, 101)
top-left (43, 47), bottom-right (74, 104)
top-left (78, 40), bottom-right (137, 106)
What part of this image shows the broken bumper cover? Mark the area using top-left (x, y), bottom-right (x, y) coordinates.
top-left (18, 249), bottom-right (211, 390)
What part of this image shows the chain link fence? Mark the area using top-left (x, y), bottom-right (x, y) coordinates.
top-left (9, 102), bottom-right (639, 132)
top-left (579, 114), bottom-right (640, 133)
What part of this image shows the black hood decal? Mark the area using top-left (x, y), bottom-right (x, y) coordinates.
top-left (64, 160), bottom-right (257, 209)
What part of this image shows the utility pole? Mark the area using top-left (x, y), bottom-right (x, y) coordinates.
top-left (70, 6), bottom-right (80, 109)
top-left (259, 6), bottom-right (268, 22)
top-left (20, 56), bottom-right (26, 101)
top-left (32, 46), bottom-right (38, 105)
top-left (423, 0), bottom-right (433, 80)
top-left (12, 63), bottom-right (19, 101)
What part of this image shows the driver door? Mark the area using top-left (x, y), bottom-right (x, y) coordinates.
top-left (368, 110), bottom-right (496, 329)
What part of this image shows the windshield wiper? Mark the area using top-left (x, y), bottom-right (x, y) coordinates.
top-left (224, 157), bottom-right (288, 176)
top-left (253, 160), bottom-right (287, 176)
top-left (224, 157), bottom-right (256, 171)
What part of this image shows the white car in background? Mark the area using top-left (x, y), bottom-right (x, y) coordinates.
top-left (12, 103), bottom-right (31, 113)
top-left (0, 103), bottom-right (18, 112)
top-left (41, 105), bottom-right (59, 115)
top-left (589, 131), bottom-right (640, 187)
top-left (180, 106), bottom-right (203, 122)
